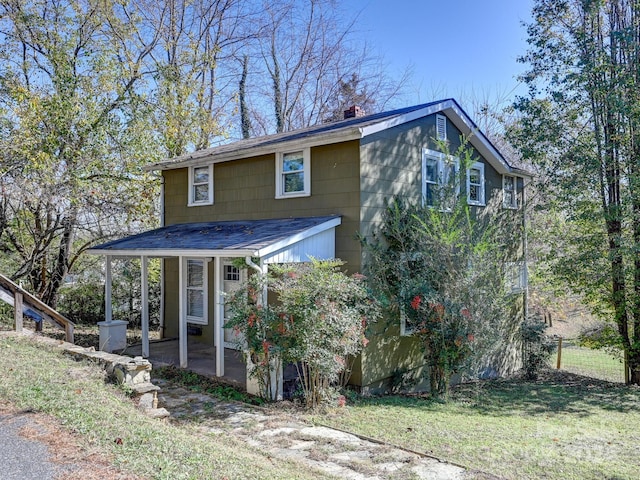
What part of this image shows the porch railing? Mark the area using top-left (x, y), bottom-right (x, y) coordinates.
top-left (0, 273), bottom-right (74, 343)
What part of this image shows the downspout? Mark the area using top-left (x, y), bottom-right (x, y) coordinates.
top-left (245, 255), bottom-right (281, 400)
top-left (245, 256), bottom-right (267, 304)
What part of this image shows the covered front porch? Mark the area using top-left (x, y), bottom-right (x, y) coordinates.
top-left (87, 215), bottom-right (341, 392)
top-left (124, 338), bottom-right (247, 387)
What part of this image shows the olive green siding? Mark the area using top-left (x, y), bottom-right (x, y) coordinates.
top-left (356, 114), bottom-right (526, 391)
top-left (163, 257), bottom-right (216, 345)
top-left (159, 112), bottom-right (525, 390)
top-left (162, 140), bottom-right (362, 347)
top-left (163, 141), bottom-right (361, 271)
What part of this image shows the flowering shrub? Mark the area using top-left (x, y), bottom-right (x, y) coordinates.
top-left (406, 295), bottom-right (476, 394)
top-left (363, 188), bottom-right (521, 397)
top-left (224, 273), bottom-right (281, 400)
top-left (225, 259), bottom-right (379, 408)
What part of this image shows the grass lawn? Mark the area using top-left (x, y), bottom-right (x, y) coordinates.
top-left (0, 334), bottom-right (330, 480)
top-left (3, 323), bottom-right (639, 480)
top-left (553, 342), bottom-right (625, 383)
top-left (313, 371), bottom-right (640, 480)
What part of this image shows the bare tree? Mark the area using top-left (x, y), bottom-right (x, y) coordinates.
top-left (244, 0), bottom-right (410, 134)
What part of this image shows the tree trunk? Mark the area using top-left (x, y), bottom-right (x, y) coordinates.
top-left (239, 54), bottom-right (251, 139)
top-left (629, 354), bottom-right (640, 385)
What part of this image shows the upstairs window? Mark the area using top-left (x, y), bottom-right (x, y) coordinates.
top-left (466, 162), bottom-right (485, 206)
top-left (503, 175), bottom-right (518, 209)
top-left (422, 148), bottom-right (459, 208)
top-left (276, 148), bottom-right (310, 198)
top-left (436, 114), bottom-right (447, 141)
top-left (188, 165), bottom-right (213, 206)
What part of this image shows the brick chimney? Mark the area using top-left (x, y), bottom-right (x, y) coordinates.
top-left (343, 105), bottom-right (365, 119)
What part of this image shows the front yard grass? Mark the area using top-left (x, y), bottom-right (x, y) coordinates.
top-left (3, 325), bottom-right (639, 480)
top-left (313, 371), bottom-right (640, 480)
top-left (0, 334), bottom-right (329, 480)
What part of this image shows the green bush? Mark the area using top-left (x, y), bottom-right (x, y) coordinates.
top-left (225, 259), bottom-right (380, 408)
top-left (521, 317), bottom-right (555, 380)
top-left (57, 281), bottom-right (105, 324)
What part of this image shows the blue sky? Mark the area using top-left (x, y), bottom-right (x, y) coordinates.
top-left (343, 1), bottom-right (533, 105)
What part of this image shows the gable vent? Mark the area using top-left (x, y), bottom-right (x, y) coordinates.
top-left (436, 114), bottom-right (447, 141)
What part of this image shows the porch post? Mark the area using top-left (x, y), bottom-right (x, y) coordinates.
top-left (105, 255), bottom-right (113, 323)
top-left (214, 257), bottom-right (224, 377)
top-left (141, 255), bottom-right (149, 358)
top-left (178, 256), bottom-right (187, 368)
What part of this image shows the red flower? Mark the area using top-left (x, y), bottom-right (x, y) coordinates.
top-left (247, 312), bottom-right (257, 327)
top-left (460, 308), bottom-right (471, 319)
top-left (429, 302), bottom-right (445, 318)
top-left (411, 295), bottom-right (422, 310)
top-left (277, 322), bottom-right (286, 334)
top-left (248, 288), bottom-right (257, 303)
top-left (262, 340), bottom-right (270, 356)
top-left (467, 334), bottom-right (475, 343)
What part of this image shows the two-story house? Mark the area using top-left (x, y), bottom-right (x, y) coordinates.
top-left (89, 99), bottom-right (529, 393)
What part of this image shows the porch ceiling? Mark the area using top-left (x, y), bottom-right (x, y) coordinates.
top-left (86, 215), bottom-right (341, 261)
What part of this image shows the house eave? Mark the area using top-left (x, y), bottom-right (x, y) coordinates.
top-left (144, 130), bottom-right (362, 172)
top-left (85, 248), bottom-right (257, 258)
top-left (85, 215), bottom-right (342, 262)
top-left (143, 98), bottom-right (525, 177)
top-left (359, 99), bottom-right (517, 176)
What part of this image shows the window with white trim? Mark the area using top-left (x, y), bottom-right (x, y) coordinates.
top-left (188, 165), bottom-right (213, 206)
top-left (224, 264), bottom-right (240, 281)
top-left (422, 148), bottom-right (459, 208)
top-left (466, 162), bottom-right (485, 206)
top-left (275, 148), bottom-right (310, 198)
top-left (186, 258), bottom-right (207, 325)
top-left (436, 114), bottom-right (447, 141)
top-left (505, 261), bottom-right (527, 294)
top-left (503, 175), bottom-right (518, 209)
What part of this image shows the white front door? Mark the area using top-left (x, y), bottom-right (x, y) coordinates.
top-left (222, 259), bottom-right (246, 349)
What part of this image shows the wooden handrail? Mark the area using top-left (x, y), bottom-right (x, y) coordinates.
top-left (0, 274), bottom-right (75, 343)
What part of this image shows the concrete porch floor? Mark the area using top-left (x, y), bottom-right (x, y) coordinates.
top-left (124, 338), bottom-right (247, 388)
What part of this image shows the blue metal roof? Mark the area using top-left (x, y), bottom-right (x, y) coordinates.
top-left (88, 216), bottom-right (341, 257)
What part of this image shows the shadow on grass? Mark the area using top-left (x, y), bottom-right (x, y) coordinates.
top-left (355, 369), bottom-right (640, 418)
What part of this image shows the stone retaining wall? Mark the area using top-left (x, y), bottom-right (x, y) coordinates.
top-left (57, 341), bottom-right (159, 394)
